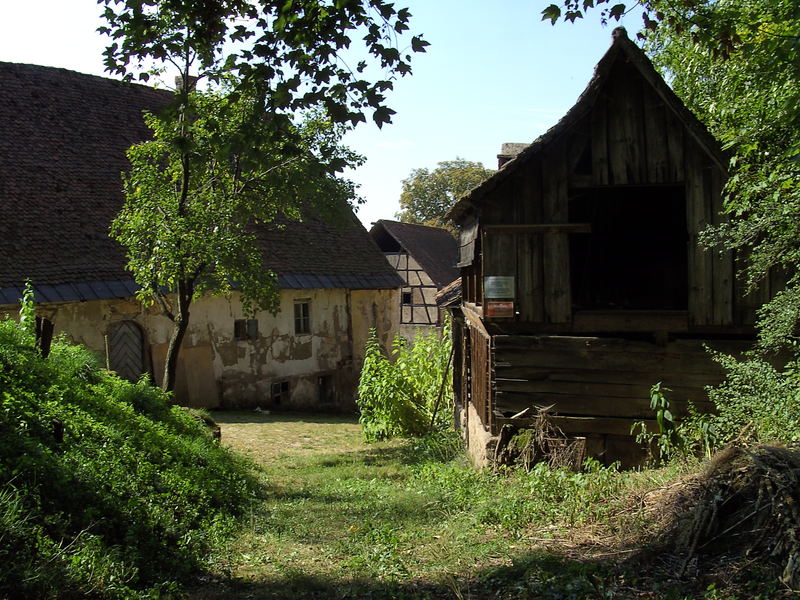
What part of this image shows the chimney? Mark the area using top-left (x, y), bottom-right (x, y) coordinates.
top-left (174, 74), bottom-right (199, 92)
top-left (497, 142), bottom-right (529, 169)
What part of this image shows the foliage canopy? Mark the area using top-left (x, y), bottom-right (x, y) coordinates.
top-left (100, 0), bottom-right (427, 390)
top-left (395, 158), bottom-right (493, 231)
top-left (99, 0), bottom-right (429, 128)
top-left (111, 95), bottom-right (360, 319)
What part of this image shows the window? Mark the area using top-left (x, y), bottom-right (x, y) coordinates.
top-left (294, 300), bottom-right (310, 334)
top-left (401, 291), bottom-right (412, 305)
top-left (271, 381), bottom-right (289, 405)
top-left (234, 318), bottom-right (259, 340)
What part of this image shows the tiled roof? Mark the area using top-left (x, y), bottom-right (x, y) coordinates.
top-left (256, 208), bottom-right (404, 289)
top-left (369, 220), bottom-right (459, 288)
top-left (0, 62), bottom-right (400, 303)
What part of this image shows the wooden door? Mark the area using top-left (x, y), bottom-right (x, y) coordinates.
top-left (107, 321), bottom-right (145, 382)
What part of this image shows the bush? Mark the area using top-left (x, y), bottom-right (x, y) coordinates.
top-left (693, 352), bottom-right (800, 447)
top-left (0, 316), bottom-right (259, 599)
top-left (356, 321), bottom-right (452, 442)
top-left (633, 352), bottom-right (800, 465)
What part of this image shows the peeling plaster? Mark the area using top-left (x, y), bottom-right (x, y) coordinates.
top-left (1, 287), bottom-right (401, 410)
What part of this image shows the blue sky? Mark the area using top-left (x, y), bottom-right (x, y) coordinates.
top-left (1, 1), bottom-right (644, 227)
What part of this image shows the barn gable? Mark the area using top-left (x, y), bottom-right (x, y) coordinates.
top-left (445, 29), bottom-right (770, 468)
top-left (447, 27), bottom-right (771, 332)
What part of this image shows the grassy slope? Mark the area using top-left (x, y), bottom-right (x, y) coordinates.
top-left (190, 413), bottom-right (760, 600)
top-left (0, 321), bottom-right (259, 599)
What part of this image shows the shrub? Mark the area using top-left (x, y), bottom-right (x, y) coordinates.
top-left (0, 316), bottom-right (259, 599)
top-left (693, 352), bottom-right (800, 447)
top-left (356, 321), bottom-right (452, 442)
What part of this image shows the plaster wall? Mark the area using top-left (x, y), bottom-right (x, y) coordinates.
top-left (463, 401), bottom-right (497, 468)
top-left (3, 287), bottom-right (399, 411)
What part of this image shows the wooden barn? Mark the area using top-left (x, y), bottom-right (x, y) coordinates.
top-left (445, 29), bottom-right (778, 467)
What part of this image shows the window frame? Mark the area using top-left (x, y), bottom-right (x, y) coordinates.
top-left (294, 300), bottom-right (311, 335)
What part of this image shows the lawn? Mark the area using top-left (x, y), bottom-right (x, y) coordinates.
top-left (190, 412), bottom-right (517, 599)
top-left (185, 412), bottom-right (776, 600)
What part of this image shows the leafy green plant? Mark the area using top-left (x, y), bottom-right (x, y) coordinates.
top-left (632, 383), bottom-right (679, 463)
top-left (689, 352), bottom-right (800, 448)
top-left (0, 318), bottom-right (260, 598)
top-left (357, 321), bottom-right (452, 442)
top-left (16, 280), bottom-right (36, 338)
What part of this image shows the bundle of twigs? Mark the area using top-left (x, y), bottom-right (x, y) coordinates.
top-left (670, 445), bottom-right (800, 588)
top-left (493, 405), bottom-right (586, 472)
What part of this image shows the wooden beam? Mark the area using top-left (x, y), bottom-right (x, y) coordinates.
top-left (495, 415), bottom-right (659, 436)
top-left (462, 303), bottom-right (489, 338)
top-left (484, 223), bottom-right (591, 234)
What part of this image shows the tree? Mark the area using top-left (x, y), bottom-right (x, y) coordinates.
top-left (99, 0), bottom-right (428, 392)
top-left (396, 158), bottom-right (494, 230)
top-left (544, 0), bottom-right (800, 351)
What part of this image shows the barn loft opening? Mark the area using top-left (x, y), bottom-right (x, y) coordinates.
top-left (568, 185), bottom-right (688, 311)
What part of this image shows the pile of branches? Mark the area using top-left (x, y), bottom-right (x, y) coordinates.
top-left (667, 444), bottom-right (800, 588)
top-left (493, 405), bottom-right (586, 471)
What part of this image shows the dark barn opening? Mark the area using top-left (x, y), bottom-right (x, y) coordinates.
top-left (569, 185), bottom-right (688, 311)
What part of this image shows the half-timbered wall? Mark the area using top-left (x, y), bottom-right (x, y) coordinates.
top-left (385, 251), bottom-right (441, 327)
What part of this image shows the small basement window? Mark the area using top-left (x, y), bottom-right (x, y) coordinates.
top-left (294, 300), bottom-right (310, 334)
top-left (569, 185), bottom-right (688, 311)
top-left (234, 318), bottom-right (259, 340)
top-left (271, 381), bottom-right (289, 405)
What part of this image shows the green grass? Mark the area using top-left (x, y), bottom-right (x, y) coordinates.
top-left (189, 413), bottom-right (754, 600)
top-left (0, 320), bottom-right (259, 599)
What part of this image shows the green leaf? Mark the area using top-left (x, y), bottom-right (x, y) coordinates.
top-left (411, 36), bottom-right (430, 53)
top-left (541, 4), bottom-right (562, 24)
top-left (608, 3), bottom-right (626, 20)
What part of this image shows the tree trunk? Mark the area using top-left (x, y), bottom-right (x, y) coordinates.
top-left (162, 283), bottom-right (191, 394)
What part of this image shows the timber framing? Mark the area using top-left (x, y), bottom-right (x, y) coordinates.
top-left (369, 220), bottom-right (459, 330)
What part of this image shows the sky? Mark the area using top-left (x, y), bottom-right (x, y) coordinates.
top-left (0, 1), bottom-right (644, 228)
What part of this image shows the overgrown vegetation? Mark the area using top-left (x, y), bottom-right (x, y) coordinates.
top-left (356, 323), bottom-right (452, 442)
top-left (0, 311), bottom-right (259, 599)
top-left (192, 414), bottom-right (794, 599)
top-left (195, 414), bottom-right (713, 600)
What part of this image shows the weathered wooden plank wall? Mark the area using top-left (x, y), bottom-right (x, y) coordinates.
top-left (469, 322), bottom-right (492, 430)
top-left (492, 335), bottom-right (748, 428)
top-left (476, 59), bottom-right (747, 329)
top-left (541, 146), bottom-right (571, 323)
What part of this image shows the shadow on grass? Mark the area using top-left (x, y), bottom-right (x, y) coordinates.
top-left (187, 549), bottom-right (639, 600)
top-left (210, 410), bottom-right (360, 426)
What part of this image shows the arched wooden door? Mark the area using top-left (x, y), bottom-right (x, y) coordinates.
top-left (107, 321), bottom-right (145, 382)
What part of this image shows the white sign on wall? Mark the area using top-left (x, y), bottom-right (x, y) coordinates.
top-left (484, 276), bottom-right (515, 299)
